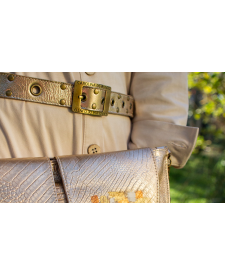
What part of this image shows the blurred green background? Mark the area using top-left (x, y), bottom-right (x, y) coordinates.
top-left (170, 72), bottom-right (225, 203)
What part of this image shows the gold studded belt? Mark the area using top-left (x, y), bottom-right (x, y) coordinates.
top-left (0, 73), bottom-right (134, 117)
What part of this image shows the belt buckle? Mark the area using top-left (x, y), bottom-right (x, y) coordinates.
top-left (72, 80), bottom-right (111, 116)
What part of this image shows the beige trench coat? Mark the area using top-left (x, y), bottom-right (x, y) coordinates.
top-left (0, 72), bottom-right (198, 168)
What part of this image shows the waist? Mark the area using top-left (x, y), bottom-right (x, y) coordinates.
top-left (0, 73), bottom-right (134, 117)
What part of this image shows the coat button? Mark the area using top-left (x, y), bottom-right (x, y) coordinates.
top-left (85, 72), bottom-right (95, 76)
top-left (88, 144), bottom-right (101, 154)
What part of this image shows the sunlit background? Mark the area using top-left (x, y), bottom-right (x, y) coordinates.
top-left (170, 72), bottom-right (225, 203)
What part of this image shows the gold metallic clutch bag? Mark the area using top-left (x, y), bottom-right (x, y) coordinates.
top-left (0, 147), bottom-right (170, 203)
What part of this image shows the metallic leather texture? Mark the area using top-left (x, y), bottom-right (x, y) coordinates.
top-left (0, 73), bottom-right (134, 117)
top-left (56, 147), bottom-right (170, 203)
top-left (0, 157), bottom-right (58, 203)
top-left (0, 148), bottom-right (170, 203)
top-left (152, 147), bottom-right (170, 203)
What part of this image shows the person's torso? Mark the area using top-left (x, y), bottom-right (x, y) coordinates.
top-left (0, 72), bottom-right (132, 158)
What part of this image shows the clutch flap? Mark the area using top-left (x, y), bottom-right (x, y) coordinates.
top-left (56, 147), bottom-right (169, 203)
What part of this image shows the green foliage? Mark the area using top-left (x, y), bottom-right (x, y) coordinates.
top-left (188, 72), bottom-right (225, 153)
top-left (170, 153), bottom-right (225, 203)
top-left (170, 72), bottom-right (225, 203)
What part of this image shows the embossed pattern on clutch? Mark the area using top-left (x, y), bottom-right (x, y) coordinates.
top-left (57, 147), bottom-right (170, 203)
top-left (0, 148), bottom-right (170, 203)
top-left (0, 157), bottom-right (58, 203)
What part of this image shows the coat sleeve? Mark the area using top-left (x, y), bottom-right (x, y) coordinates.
top-left (128, 72), bottom-right (199, 168)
